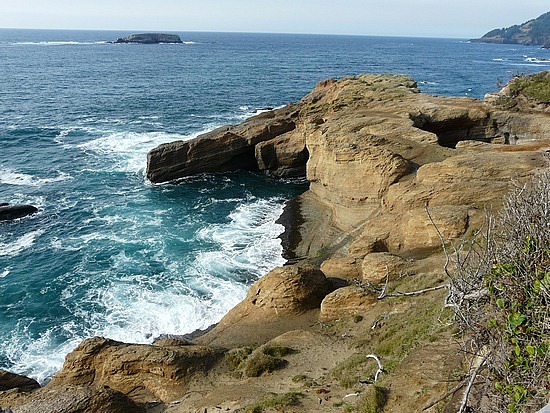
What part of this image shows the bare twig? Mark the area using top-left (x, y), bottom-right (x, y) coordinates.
top-left (377, 265), bottom-right (390, 299)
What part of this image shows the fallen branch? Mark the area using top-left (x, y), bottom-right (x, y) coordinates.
top-left (458, 353), bottom-right (489, 413)
top-left (422, 381), bottom-right (466, 411)
top-left (366, 354), bottom-right (384, 382)
top-left (386, 283), bottom-right (449, 297)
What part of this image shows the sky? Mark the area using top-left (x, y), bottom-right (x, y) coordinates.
top-left (0, 0), bottom-right (548, 38)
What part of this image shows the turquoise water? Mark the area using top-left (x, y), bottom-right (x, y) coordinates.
top-left (1, 30), bottom-right (549, 383)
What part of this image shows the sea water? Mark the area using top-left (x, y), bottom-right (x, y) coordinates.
top-left (1, 29), bottom-right (549, 383)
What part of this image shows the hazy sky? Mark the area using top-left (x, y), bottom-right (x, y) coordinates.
top-left (1, 1), bottom-right (548, 38)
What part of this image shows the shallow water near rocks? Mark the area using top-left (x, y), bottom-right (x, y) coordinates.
top-left (0, 29), bottom-right (549, 383)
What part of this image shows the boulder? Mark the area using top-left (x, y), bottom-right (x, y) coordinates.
top-left (48, 337), bottom-right (224, 403)
top-left (194, 264), bottom-right (332, 347)
top-left (362, 252), bottom-right (409, 284)
top-left (0, 205), bottom-right (38, 221)
top-left (319, 285), bottom-right (376, 320)
top-left (114, 33), bottom-right (183, 44)
top-left (237, 264), bottom-right (331, 315)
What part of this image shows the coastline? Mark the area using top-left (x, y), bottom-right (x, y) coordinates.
top-left (2, 72), bottom-right (549, 412)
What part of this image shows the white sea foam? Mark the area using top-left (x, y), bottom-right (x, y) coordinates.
top-left (14, 41), bottom-right (107, 46)
top-left (0, 230), bottom-right (45, 257)
top-left (76, 131), bottom-right (196, 173)
top-left (196, 197), bottom-right (287, 277)
top-left (524, 57), bottom-right (550, 63)
top-left (0, 268), bottom-right (9, 278)
top-left (0, 169), bottom-right (71, 187)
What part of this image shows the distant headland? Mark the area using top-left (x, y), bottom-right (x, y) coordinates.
top-left (471, 11), bottom-right (550, 48)
top-left (113, 33), bottom-right (183, 44)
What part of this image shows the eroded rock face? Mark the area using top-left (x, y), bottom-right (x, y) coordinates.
top-left (3, 385), bottom-right (144, 413)
top-left (195, 264), bottom-right (332, 347)
top-left (48, 337), bottom-right (224, 403)
top-left (146, 106), bottom-right (299, 182)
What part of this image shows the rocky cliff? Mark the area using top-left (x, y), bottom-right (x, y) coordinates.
top-left (1, 73), bottom-right (549, 413)
top-left (471, 11), bottom-right (550, 47)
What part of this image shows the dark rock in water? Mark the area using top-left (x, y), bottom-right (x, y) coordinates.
top-left (0, 205), bottom-right (38, 221)
top-left (114, 33), bottom-right (183, 44)
top-left (0, 369), bottom-right (40, 392)
top-left (0, 203), bottom-right (8, 207)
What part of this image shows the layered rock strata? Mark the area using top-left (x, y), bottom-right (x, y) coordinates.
top-left (2, 73), bottom-right (549, 413)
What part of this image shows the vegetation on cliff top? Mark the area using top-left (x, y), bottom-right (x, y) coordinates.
top-left (472, 11), bottom-right (550, 47)
top-left (448, 171), bottom-right (549, 412)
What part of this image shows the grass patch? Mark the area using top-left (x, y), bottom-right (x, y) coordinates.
top-left (246, 391), bottom-right (303, 413)
top-left (226, 346), bottom-right (254, 370)
top-left (509, 71), bottom-right (550, 103)
top-left (357, 385), bottom-right (389, 413)
top-left (242, 345), bottom-right (295, 377)
top-left (262, 345), bottom-right (294, 357)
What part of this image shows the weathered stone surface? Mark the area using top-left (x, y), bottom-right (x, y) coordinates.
top-left (362, 252), bottom-right (409, 284)
top-left (2, 385), bottom-right (143, 413)
top-left (319, 285), bottom-right (376, 320)
top-left (147, 106), bottom-right (298, 182)
top-left (320, 257), bottom-right (361, 280)
top-left (114, 33), bottom-right (183, 44)
top-left (0, 205), bottom-right (37, 221)
top-left (255, 128), bottom-right (308, 178)
top-left (49, 337), bottom-right (224, 403)
top-left (0, 370), bottom-right (40, 392)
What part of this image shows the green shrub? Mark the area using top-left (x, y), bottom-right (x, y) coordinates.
top-left (449, 171), bottom-right (549, 412)
top-left (509, 71), bottom-right (550, 103)
top-left (357, 385), bottom-right (389, 413)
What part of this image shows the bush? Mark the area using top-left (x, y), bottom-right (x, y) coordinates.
top-left (448, 171), bottom-right (549, 412)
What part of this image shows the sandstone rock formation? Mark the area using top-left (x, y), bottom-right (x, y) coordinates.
top-left (3, 73), bottom-right (549, 413)
top-left (113, 33), bottom-right (183, 44)
top-left (49, 337), bottom-right (224, 403)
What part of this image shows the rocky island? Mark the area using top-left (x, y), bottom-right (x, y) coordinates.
top-left (113, 33), bottom-right (183, 44)
top-left (471, 11), bottom-right (550, 47)
top-left (1, 73), bottom-right (548, 412)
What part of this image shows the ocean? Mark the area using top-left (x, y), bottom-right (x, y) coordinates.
top-left (1, 29), bottom-right (549, 384)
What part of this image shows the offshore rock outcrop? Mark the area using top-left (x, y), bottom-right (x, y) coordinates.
top-left (0, 204), bottom-right (37, 221)
top-left (2, 73), bottom-right (549, 413)
top-left (113, 33), bottom-right (183, 44)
